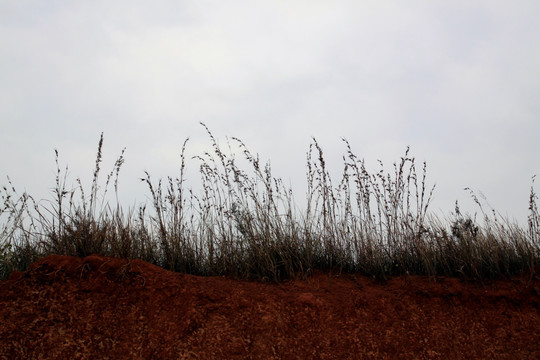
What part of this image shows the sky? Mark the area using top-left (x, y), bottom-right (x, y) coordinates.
top-left (1, 0), bottom-right (539, 225)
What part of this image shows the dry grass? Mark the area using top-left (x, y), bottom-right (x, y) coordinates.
top-left (1, 124), bottom-right (539, 282)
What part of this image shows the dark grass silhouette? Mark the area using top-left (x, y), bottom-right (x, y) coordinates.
top-left (1, 123), bottom-right (539, 282)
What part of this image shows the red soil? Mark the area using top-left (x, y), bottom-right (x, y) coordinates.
top-left (0, 255), bottom-right (539, 359)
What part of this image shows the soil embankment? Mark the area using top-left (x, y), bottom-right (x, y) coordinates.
top-left (1, 255), bottom-right (539, 359)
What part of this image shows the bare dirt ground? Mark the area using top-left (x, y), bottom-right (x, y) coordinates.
top-left (0, 255), bottom-right (539, 359)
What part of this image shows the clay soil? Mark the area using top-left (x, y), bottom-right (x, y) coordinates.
top-left (0, 255), bottom-right (539, 359)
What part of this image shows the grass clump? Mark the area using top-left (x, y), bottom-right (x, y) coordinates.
top-left (1, 124), bottom-right (539, 282)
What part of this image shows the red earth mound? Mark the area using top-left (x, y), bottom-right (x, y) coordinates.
top-left (0, 255), bottom-right (539, 359)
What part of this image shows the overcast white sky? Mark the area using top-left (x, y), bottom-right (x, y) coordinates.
top-left (1, 1), bottom-right (539, 225)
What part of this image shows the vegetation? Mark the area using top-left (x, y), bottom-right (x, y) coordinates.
top-left (1, 124), bottom-right (539, 282)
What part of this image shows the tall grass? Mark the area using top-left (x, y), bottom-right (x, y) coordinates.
top-left (1, 124), bottom-right (539, 282)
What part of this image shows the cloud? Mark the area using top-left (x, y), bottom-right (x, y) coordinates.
top-left (1, 1), bottom-right (539, 224)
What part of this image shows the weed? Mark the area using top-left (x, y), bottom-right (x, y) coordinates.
top-left (1, 124), bottom-right (538, 282)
